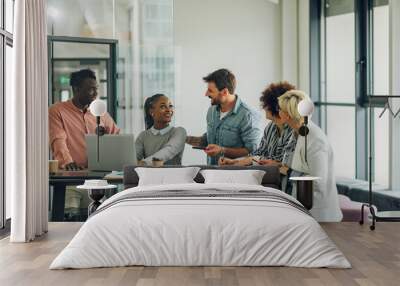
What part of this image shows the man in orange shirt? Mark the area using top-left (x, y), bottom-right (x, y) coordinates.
top-left (49, 69), bottom-right (120, 170)
top-left (49, 69), bottom-right (120, 219)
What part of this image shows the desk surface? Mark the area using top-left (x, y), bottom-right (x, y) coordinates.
top-left (50, 171), bottom-right (123, 183)
top-left (50, 170), bottom-right (108, 179)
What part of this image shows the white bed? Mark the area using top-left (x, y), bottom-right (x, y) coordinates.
top-left (50, 183), bottom-right (351, 269)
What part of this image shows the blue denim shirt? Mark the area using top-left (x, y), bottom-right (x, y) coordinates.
top-left (205, 96), bottom-right (263, 165)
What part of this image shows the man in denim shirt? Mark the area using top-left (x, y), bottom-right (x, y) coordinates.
top-left (187, 69), bottom-right (262, 165)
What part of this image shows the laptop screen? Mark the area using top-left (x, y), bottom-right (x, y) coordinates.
top-left (86, 134), bottom-right (137, 171)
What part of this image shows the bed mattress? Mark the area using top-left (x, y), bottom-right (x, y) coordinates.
top-left (50, 183), bottom-right (350, 269)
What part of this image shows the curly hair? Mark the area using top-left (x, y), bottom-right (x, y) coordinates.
top-left (259, 81), bottom-right (296, 117)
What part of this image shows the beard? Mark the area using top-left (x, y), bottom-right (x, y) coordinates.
top-left (209, 96), bottom-right (221, 106)
top-left (80, 95), bottom-right (96, 107)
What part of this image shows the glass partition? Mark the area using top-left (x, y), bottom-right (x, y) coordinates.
top-left (47, 0), bottom-right (175, 135)
top-left (50, 41), bottom-right (111, 107)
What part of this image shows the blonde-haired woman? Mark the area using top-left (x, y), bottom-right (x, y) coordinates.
top-left (278, 90), bottom-right (342, 222)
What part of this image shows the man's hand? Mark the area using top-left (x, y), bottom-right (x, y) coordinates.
top-left (186, 136), bottom-right (203, 146)
top-left (218, 157), bottom-right (237, 166)
top-left (64, 162), bottom-right (83, 171)
top-left (205, 144), bottom-right (222, 157)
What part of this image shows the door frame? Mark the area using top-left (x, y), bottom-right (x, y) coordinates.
top-left (47, 36), bottom-right (118, 120)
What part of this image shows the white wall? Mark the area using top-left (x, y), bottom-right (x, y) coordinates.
top-left (174, 0), bottom-right (281, 164)
top-left (281, 0), bottom-right (298, 85)
top-left (298, 0), bottom-right (310, 94)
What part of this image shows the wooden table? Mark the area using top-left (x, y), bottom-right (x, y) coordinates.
top-left (49, 171), bottom-right (123, 221)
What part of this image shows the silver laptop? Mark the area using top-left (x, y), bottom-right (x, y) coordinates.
top-left (86, 134), bottom-right (137, 171)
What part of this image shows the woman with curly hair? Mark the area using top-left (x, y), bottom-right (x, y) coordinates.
top-left (220, 81), bottom-right (296, 168)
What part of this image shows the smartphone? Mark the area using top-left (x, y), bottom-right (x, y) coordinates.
top-left (192, 146), bottom-right (207, 150)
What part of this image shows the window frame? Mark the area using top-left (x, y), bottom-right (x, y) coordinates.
top-left (310, 0), bottom-right (389, 183)
top-left (0, 0), bottom-right (13, 232)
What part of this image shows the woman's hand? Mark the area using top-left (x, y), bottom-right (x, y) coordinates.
top-left (258, 159), bottom-right (282, 167)
top-left (219, 157), bottom-right (237, 165)
top-left (279, 165), bottom-right (289, 175)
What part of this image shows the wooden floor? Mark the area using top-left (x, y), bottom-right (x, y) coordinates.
top-left (0, 222), bottom-right (399, 286)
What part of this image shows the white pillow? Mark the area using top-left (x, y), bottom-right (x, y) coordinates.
top-left (135, 167), bottom-right (201, 186)
top-left (200, 169), bottom-right (266, 185)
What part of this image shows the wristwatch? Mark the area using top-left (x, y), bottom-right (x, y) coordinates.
top-left (220, 146), bottom-right (225, 158)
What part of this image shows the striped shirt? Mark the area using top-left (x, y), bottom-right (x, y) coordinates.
top-left (252, 122), bottom-right (296, 163)
top-left (282, 133), bottom-right (298, 166)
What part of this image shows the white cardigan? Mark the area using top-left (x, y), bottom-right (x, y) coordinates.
top-left (290, 121), bottom-right (343, 222)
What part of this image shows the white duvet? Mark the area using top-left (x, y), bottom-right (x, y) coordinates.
top-left (50, 183), bottom-right (350, 269)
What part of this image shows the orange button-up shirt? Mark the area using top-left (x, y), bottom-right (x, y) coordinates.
top-left (49, 100), bottom-right (120, 168)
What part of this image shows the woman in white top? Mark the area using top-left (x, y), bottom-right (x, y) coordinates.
top-left (278, 90), bottom-right (342, 222)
